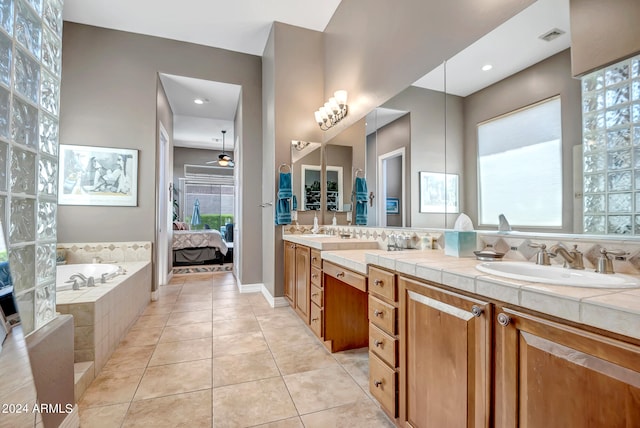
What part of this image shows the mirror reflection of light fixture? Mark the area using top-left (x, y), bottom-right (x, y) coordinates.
top-left (291, 140), bottom-right (310, 151)
top-left (314, 90), bottom-right (348, 131)
top-left (207, 130), bottom-right (234, 167)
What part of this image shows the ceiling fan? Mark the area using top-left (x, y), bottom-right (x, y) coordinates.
top-left (207, 130), bottom-right (234, 167)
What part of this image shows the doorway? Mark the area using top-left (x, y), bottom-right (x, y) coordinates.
top-left (377, 148), bottom-right (406, 227)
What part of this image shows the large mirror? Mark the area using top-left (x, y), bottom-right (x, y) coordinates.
top-left (0, 223), bottom-right (17, 350)
top-left (322, 0), bottom-right (610, 235)
top-left (290, 140), bottom-right (322, 212)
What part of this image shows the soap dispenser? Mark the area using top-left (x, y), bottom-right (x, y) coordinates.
top-left (312, 212), bottom-right (319, 233)
top-left (332, 212), bottom-right (337, 226)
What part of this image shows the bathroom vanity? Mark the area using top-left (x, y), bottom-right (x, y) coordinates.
top-left (282, 232), bottom-right (640, 427)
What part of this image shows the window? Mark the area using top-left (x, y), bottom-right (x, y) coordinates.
top-left (477, 97), bottom-right (562, 227)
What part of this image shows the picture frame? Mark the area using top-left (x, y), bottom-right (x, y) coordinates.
top-left (419, 171), bottom-right (459, 213)
top-left (386, 197), bottom-right (400, 214)
top-left (58, 145), bottom-right (139, 206)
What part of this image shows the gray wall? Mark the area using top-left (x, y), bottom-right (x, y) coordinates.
top-left (263, 23), bottom-right (324, 299)
top-left (322, 0), bottom-right (536, 141)
top-left (462, 49), bottom-right (582, 232)
top-left (58, 22), bottom-right (263, 285)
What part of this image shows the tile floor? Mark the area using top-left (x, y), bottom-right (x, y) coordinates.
top-left (78, 271), bottom-right (395, 427)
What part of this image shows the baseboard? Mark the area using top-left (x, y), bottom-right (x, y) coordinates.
top-left (238, 282), bottom-right (263, 294)
top-left (261, 286), bottom-right (290, 308)
top-left (151, 290), bottom-right (159, 301)
top-left (59, 405), bottom-right (79, 428)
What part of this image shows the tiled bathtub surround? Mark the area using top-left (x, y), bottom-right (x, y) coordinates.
top-left (56, 261), bottom-right (152, 377)
top-left (56, 241), bottom-right (152, 264)
top-left (285, 225), bottom-right (640, 274)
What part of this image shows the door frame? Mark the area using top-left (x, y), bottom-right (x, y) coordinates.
top-left (377, 147), bottom-right (406, 227)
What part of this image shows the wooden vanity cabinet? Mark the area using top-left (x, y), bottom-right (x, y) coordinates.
top-left (283, 242), bottom-right (312, 324)
top-left (398, 276), bottom-right (492, 428)
top-left (494, 306), bottom-right (640, 427)
top-left (309, 249), bottom-right (323, 339)
top-left (368, 266), bottom-right (399, 419)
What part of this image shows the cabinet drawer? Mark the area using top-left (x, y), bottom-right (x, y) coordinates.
top-left (369, 266), bottom-right (396, 302)
top-left (368, 295), bottom-right (396, 335)
top-left (369, 351), bottom-right (397, 417)
top-left (369, 323), bottom-right (398, 368)
top-left (310, 302), bottom-right (323, 338)
top-left (310, 284), bottom-right (323, 307)
top-left (324, 262), bottom-right (367, 292)
top-left (311, 249), bottom-right (322, 269)
top-left (311, 266), bottom-right (322, 287)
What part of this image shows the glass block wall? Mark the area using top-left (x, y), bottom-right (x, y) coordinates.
top-left (0, 0), bottom-right (63, 334)
top-left (582, 54), bottom-right (640, 235)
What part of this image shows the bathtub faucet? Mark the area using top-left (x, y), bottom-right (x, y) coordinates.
top-left (67, 273), bottom-right (96, 290)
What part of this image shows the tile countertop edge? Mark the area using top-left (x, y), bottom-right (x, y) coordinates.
top-left (315, 249), bottom-right (640, 341)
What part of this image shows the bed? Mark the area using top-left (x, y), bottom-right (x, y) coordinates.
top-left (172, 229), bottom-right (229, 265)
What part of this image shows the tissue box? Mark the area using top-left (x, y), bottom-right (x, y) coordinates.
top-left (444, 231), bottom-right (477, 257)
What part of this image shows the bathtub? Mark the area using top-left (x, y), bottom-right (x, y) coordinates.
top-left (56, 263), bottom-right (121, 292)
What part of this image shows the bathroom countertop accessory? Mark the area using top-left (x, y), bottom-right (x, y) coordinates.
top-left (473, 250), bottom-right (505, 261)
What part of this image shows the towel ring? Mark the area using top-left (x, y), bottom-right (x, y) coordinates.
top-left (354, 168), bottom-right (364, 178)
top-left (279, 163), bottom-right (291, 173)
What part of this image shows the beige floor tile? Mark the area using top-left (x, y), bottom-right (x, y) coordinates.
top-left (211, 298), bottom-right (252, 309)
top-left (180, 286), bottom-right (214, 296)
top-left (149, 337), bottom-right (212, 366)
top-left (251, 417), bottom-right (304, 427)
top-left (256, 311), bottom-right (304, 330)
top-left (130, 314), bottom-right (170, 330)
top-left (159, 321), bottom-right (213, 343)
top-left (211, 306), bottom-right (256, 323)
top-left (341, 358), bottom-right (370, 389)
top-left (175, 293), bottom-right (212, 303)
top-left (271, 341), bottom-right (338, 375)
top-left (123, 389), bottom-right (212, 428)
top-left (300, 399), bottom-right (395, 428)
top-left (213, 350), bottom-right (280, 387)
top-left (211, 317), bottom-right (261, 337)
top-left (142, 302), bottom-right (176, 315)
top-left (172, 300), bottom-right (213, 312)
top-left (262, 325), bottom-right (319, 354)
top-left (101, 345), bottom-right (156, 372)
top-left (79, 403), bottom-right (129, 428)
top-left (119, 325), bottom-right (164, 347)
top-left (134, 359), bottom-right (212, 401)
top-left (284, 365), bottom-right (368, 415)
top-left (212, 331), bottom-right (269, 357)
top-left (166, 309), bottom-right (212, 325)
top-left (79, 367), bottom-right (145, 408)
top-left (213, 377), bottom-right (297, 428)
top-left (332, 347), bottom-right (369, 365)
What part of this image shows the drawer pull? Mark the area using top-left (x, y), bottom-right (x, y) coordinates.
top-left (497, 313), bottom-right (511, 327)
top-left (312, 256), bottom-right (318, 262)
top-left (312, 292), bottom-right (319, 297)
top-left (312, 274), bottom-right (318, 279)
top-left (336, 272), bottom-right (345, 278)
top-left (374, 339), bottom-right (383, 347)
top-left (374, 380), bottom-right (382, 387)
top-left (374, 310), bottom-right (383, 317)
top-left (312, 317), bottom-right (319, 322)
top-left (374, 279), bottom-right (383, 286)
top-left (471, 305), bottom-right (484, 317)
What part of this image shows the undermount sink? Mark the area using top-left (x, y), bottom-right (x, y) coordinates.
top-left (476, 261), bottom-right (640, 288)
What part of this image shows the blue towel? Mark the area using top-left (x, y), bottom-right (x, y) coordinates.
top-left (292, 195), bottom-right (297, 211)
top-left (277, 172), bottom-right (292, 200)
top-left (355, 200), bottom-right (367, 225)
top-left (355, 177), bottom-right (368, 202)
top-left (275, 198), bottom-right (291, 225)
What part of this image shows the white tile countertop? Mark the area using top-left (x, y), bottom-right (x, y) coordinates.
top-left (317, 248), bottom-right (640, 341)
top-left (283, 234), bottom-right (379, 251)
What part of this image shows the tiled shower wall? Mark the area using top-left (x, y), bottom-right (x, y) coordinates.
top-left (0, 0), bottom-right (64, 334)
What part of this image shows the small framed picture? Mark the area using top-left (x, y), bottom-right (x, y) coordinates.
top-left (419, 172), bottom-right (459, 213)
top-left (58, 145), bottom-right (139, 206)
top-left (386, 197), bottom-right (400, 214)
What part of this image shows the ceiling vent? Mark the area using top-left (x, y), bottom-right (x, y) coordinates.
top-left (539, 28), bottom-right (566, 42)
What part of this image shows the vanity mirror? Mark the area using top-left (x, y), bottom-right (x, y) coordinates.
top-left (290, 140), bottom-right (322, 211)
top-left (0, 223), bottom-right (15, 350)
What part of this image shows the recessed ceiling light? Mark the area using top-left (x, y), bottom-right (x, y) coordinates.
top-left (482, 64), bottom-right (493, 71)
top-left (194, 98), bottom-right (209, 105)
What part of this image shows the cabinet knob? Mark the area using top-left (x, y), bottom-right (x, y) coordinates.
top-left (312, 274), bottom-right (318, 279)
top-left (337, 272), bottom-right (345, 278)
top-left (374, 279), bottom-right (383, 286)
top-left (497, 313), bottom-right (511, 327)
top-left (374, 339), bottom-right (383, 347)
top-left (312, 256), bottom-right (318, 262)
top-left (374, 380), bottom-right (382, 388)
top-left (471, 305), bottom-right (484, 317)
top-left (374, 310), bottom-right (383, 317)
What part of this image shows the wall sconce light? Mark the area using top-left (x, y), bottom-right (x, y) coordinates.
top-left (314, 90), bottom-right (348, 131)
top-left (291, 140), bottom-right (310, 151)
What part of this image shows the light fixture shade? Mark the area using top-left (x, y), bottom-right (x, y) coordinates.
top-left (314, 110), bottom-right (323, 124)
top-left (334, 90), bottom-right (347, 106)
top-left (218, 159), bottom-right (229, 167)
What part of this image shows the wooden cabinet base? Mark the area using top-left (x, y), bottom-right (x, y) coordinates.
top-left (324, 274), bottom-right (369, 352)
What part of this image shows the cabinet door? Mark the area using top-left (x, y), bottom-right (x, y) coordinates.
top-left (283, 242), bottom-right (296, 306)
top-left (294, 245), bottom-right (311, 323)
top-left (495, 307), bottom-right (640, 428)
top-left (399, 277), bottom-right (492, 428)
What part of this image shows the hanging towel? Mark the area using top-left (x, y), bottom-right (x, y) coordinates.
top-left (275, 198), bottom-right (291, 225)
top-left (277, 172), bottom-right (292, 200)
top-left (353, 177), bottom-right (368, 225)
top-left (292, 194), bottom-right (297, 211)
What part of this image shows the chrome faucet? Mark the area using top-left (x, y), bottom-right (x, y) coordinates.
top-left (548, 244), bottom-right (584, 270)
top-left (595, 248), bottom-right (628, 274)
